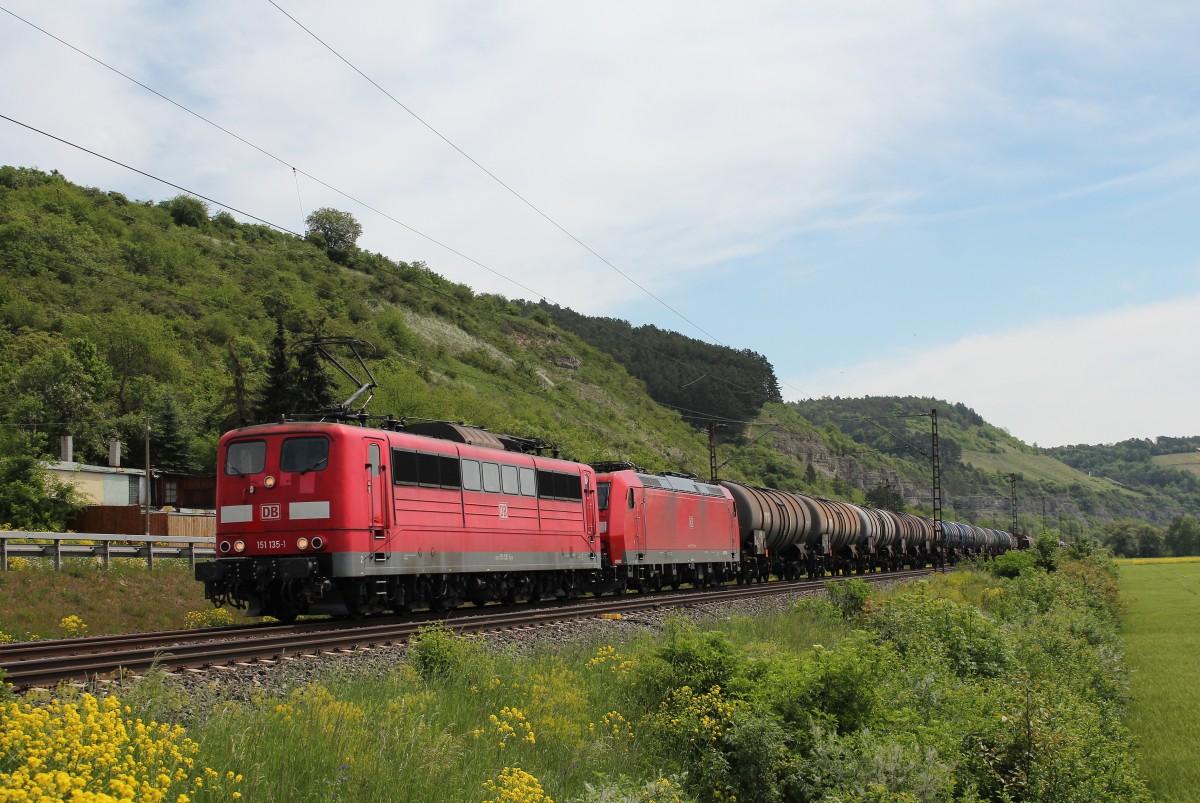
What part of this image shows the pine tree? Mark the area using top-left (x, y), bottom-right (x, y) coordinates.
top-left (290, 342), bottom-right (335, 414)
top-left (254, 318), bottom-right (293, 423)
top-left (151, 394), bottom-right (192, 472)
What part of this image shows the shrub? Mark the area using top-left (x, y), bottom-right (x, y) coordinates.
top-left (762, 633), bottom-right (892, 735)
top-left (793, 728), bottom-right (957, 802)
top-left (161, 194), bottom-right (208, 227)
top-left (826, 578), bottom-right (872, 618)
top-left (988, 549), bottom-right (1037, 578)
top-left (634, 620), bottom-right (743, 703)
top-left (866, 591), bottom-right (1012, 678)
top-left (1034, 535), bottom-right (1060, 571)
top-left (408, 624), bottom-right (487, 681)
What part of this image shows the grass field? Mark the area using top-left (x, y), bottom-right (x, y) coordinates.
top-left (1119, 560), bottom-right (1200, 802)
top-left (0, 559), bottom-right (216, 639)
top-left (962, 442), bottom-right (1138, 497)
top-left (1152, 451), bottom-right (1200, 479)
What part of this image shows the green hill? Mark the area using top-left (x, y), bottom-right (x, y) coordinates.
top-left (1, 165), bottom-right (1194, 535)
top-left (790, 397), bottom-right (1194, 529)
top-left (0, 166), bottom-right (713, 479)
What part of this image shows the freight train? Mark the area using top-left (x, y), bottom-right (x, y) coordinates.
top-left (195, 418), bottom-right (1019, 621)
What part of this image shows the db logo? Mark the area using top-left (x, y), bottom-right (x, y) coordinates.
top-left (498, 504), bottom-right (509, 520)
top-left (260, 504), bottom-right (281, 521)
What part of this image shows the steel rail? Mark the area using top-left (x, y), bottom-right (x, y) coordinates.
top-left (0, 569), bottom-right (932, 689)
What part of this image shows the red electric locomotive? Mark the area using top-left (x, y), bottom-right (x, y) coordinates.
top-left (196, 420), bottom-right (601, 620)
top-left (593, 465), bottom-right (740, 593)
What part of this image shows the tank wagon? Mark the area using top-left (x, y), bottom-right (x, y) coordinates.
top-left (196, 419), bottom-right (1019, 620)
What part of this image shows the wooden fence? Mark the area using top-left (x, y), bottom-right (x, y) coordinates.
top-left (0, 532), bottom-right (216, 572)
top-left (70, 506), bottom-right (216, 539)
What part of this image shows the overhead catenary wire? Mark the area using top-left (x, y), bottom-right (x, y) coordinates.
top-left (265, 0), bottom-right (725, 349)
top-left (0, 113), bottom-right (298, 235)
top-left (2, 5), bottom-right (795, 413)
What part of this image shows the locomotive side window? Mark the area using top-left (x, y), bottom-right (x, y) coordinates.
top-left (393, 450), bottom-right (419, 484)
top-left (225, 440), bottom-right (266, 475)
top-left (536, 469), bottom-right (584, 501)
top-left (597, 481), bottom-right (611, 511)
top-left (280, 437), bottom-right (329, 473)
top-left (392, 449), bottom-right (463, 488)
top-left (519, 467), bottom-right (536, 497)
top-left (417, 452), bottom-right (440, 485)
top-left (501, 465), bottom-right (520, 495)
top-left (439, 456), bottom-right (461, 488)
top-left (482, 462), bottom-right (501, 493)
top-left (461, 459), bottom-right (482, 491)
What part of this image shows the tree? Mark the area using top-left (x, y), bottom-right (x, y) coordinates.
top-left (161, 195), bottom-right (209, 228)
top-left (1100, 519), bottom-right (1165, 558)
top-left (0, 431), bottom-right (85, 531)
top-left (290, 340), bottom-right (335, 414)
top-left (1, 333), bottom-right (115, 462)
top-left (305, 207), bottom-right (362, 261)
top-left (1165, 516), bottom-right (1200, 556)
top-left (865, 483), bottom-right (905, 513)
top-left (252, 322), bottom-right (338, 421)
top-left (254, 318), bottom-right (293, 423)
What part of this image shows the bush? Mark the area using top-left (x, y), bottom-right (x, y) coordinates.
top-left (826, 578), bottom-right (872, 618)
top-left (634, 620), bottom-right (743, 703)
top-left (866, 590), bottom-right (1012, 678)
top-left (161, 194), bottom-right (209, 227)
top-left (761, 633), bottom-right (892, 735)
top-left (408, 624), bottom-right (487, 681)
top-left (988, 549), bottom-right (1037, 578)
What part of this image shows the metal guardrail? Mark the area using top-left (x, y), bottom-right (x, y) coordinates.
top-left (0, 532), bottom-right (216, 571)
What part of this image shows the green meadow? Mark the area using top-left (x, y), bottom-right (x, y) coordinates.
top-left (1120, 559), bottom-right (1200, 802)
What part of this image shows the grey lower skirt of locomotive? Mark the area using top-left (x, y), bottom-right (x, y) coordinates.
top-left (194, 552), bottom-right (742, 622)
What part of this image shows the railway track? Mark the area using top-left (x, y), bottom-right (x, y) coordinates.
top-left (0, 568), bottom-right (935, 689)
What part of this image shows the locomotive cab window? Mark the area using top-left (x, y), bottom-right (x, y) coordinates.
top-left (280, 437), bottom-right (329, 474)
top-left (225, 440), bottom-right (266, 475)
top-left (597, 481), bottom-right (611, 511)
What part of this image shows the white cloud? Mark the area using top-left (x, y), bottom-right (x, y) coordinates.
top-left (788, 295), bottom-right (1200, 446)
top-left (3, 1), bottom-right (1200, 446)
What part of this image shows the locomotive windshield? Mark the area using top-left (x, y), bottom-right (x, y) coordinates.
top-left (280, 436), bottom-right (330, 474)
top-left (225, 440), bottom-right (265, 475)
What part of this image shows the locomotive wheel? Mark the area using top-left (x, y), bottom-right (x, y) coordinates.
top-left (432, 597), bottom-right (460, 613)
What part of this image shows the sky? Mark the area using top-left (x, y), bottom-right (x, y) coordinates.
top-left (2, 1), bottom-right (1199, 447)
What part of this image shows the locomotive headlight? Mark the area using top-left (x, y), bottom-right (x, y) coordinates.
top-left (296, 537), bottom-right (309, 550)
top-left (219, 540), bottom-right (231, 554)
top-left (233, 540), bottom-right (246, 553)
top-left (311, 536), bottom-right (325, 550)
top-left (264, 475), bottom-right (276, 489)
